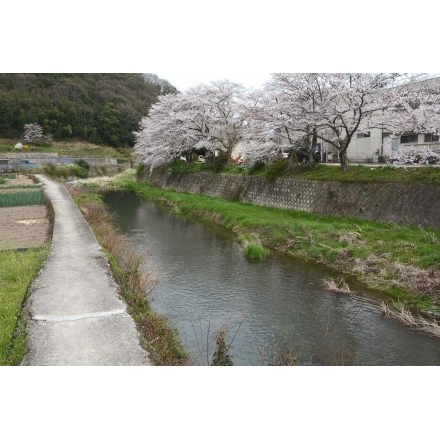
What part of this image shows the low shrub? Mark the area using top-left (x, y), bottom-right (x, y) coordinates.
top-left (206, 155), bottom-right (227, 173)
top-left (42, 163), bottom-right (90, 179)
top-left (136, 162), bottom-right (146, 180)
top-left (265, 159), bottom-right (288, 181)
top-left (71, 165), bottom-right (89, 178)
top-left (43, 163), bottom-right (69, 179)
top-left (169, 160), bottom-right (205, 173)
top-left (75, 159), bottom-right (90, 171)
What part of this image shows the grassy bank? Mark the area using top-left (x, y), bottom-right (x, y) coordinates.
top-left (267, 162), bottom-right (440, 184)
top-left (68, 187), bottom-right (188, 365)
top-left (114, 171), bottom-right (440, 315)
top-left (0, 139), bottom-right (131, 160)
top-left (163, 159), bottom-right (440, 184)
top-left (0, 247), bottom-right (49, 365)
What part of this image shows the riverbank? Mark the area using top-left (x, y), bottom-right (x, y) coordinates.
top-left (105, 171), bottom-right (440, 319)
top-left (145, 169), bottom-right (440, 229)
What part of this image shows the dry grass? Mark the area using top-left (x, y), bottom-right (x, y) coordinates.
top-left (386, 262), bottom-right (440, 300)
top-left (321, 276), bottom-right (351, 294)
top-left (337, 231), bottom-right (365, 246)
top-left (333, 249), bottom-right (440, 301)
top-left (381, 301), bottom-right (440, 338)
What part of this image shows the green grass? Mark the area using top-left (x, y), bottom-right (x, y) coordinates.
top-left (0, 190), bottom-right (46, 207)
top-left (0, 144), bottom-right (56, 154)
top-left (116, 173), bottom-right (440, 312)
top-left (243, 243), bottom-right (272, 260)
top-left (0, 247), bottom-right (49, 365)
top-left (239, 233), bottom-right (272, 260)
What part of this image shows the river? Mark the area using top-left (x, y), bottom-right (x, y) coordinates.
top-left (103, 191), bottom-right (440, 366)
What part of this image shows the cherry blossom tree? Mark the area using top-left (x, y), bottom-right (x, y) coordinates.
top-left (240, 89), bottom-right (290, 165)
top-left (134, 80), bottom-right (247, 173)
top-left (388, 146), bottom-right (440, 165)
top-left (245, 73), bottom-right (425, 170)
top-left (23, 123), bottom-right (44, 144)
top-left (386, 76), bottom-right (440, 135)
top-left (22, 122), bottom-right (54, 146)
top-left (379, 76), bottom-right (440, 164)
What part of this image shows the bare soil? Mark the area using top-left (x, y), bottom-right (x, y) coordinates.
top-left (0, 175), bottom-right (52, 250)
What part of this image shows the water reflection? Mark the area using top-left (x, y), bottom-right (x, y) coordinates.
top-left (104, 191), bottom-right (440, 366)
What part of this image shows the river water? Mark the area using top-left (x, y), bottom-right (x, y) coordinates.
top-left (103, 191), bottom-right (440, 366)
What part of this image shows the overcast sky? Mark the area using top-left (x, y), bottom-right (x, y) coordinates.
top-left (154, 73), bottom-right (271, 91)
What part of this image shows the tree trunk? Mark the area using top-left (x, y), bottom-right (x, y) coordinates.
top-left (339, 150), bottom-right (350, 171)
top-left (311, 129), bottom-right (318, 163)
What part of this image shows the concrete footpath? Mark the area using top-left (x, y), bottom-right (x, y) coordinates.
top-left (21, 175), bottom-right (151, 366)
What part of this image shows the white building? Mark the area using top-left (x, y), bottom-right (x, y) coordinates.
top-left (345, 76), bottom-right (440, 163)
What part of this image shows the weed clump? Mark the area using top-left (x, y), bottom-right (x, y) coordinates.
top-left (211, 326), bottom-right (233, 366)
top-left (381, 301), bottom-right (440, 338)
top-left (321, 276), bottom-right (351, 294)
top-left (42, 161), bottom-right (91, 180)
top-left (239, 233), bottom-right (271, 261)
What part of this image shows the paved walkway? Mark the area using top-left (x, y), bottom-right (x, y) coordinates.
top-left (21, 175), bottom-right (150, 365)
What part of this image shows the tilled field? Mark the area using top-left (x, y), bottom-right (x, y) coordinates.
top-left (0, 174), bottom-right (52, 250)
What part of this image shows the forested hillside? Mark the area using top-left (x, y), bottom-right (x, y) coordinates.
top-left (0, 73), bottom-right (177, 147)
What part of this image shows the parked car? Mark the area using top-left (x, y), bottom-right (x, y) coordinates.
top-left (282, 147), bottom-right (321, 163)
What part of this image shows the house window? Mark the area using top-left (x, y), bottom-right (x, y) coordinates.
top-left (400, 134), bottom-right (418, 144)
top-left (424, 133), bottom-right (439, 142)
top-left (357, 132), bottom-right (370, 138)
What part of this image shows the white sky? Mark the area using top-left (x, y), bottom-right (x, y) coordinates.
top-left (153, 73), bottom-right (271, 91)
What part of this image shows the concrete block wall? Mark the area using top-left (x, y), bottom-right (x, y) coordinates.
top-left (146, 172), bottom-right (440, 229)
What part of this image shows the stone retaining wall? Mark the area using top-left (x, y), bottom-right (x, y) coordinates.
top-left (1, 152), bottom-right (58, 159)
top-left (0, 153), bottom-right (118, 167)
top-left (145, 172), bottom-right (440, 229)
